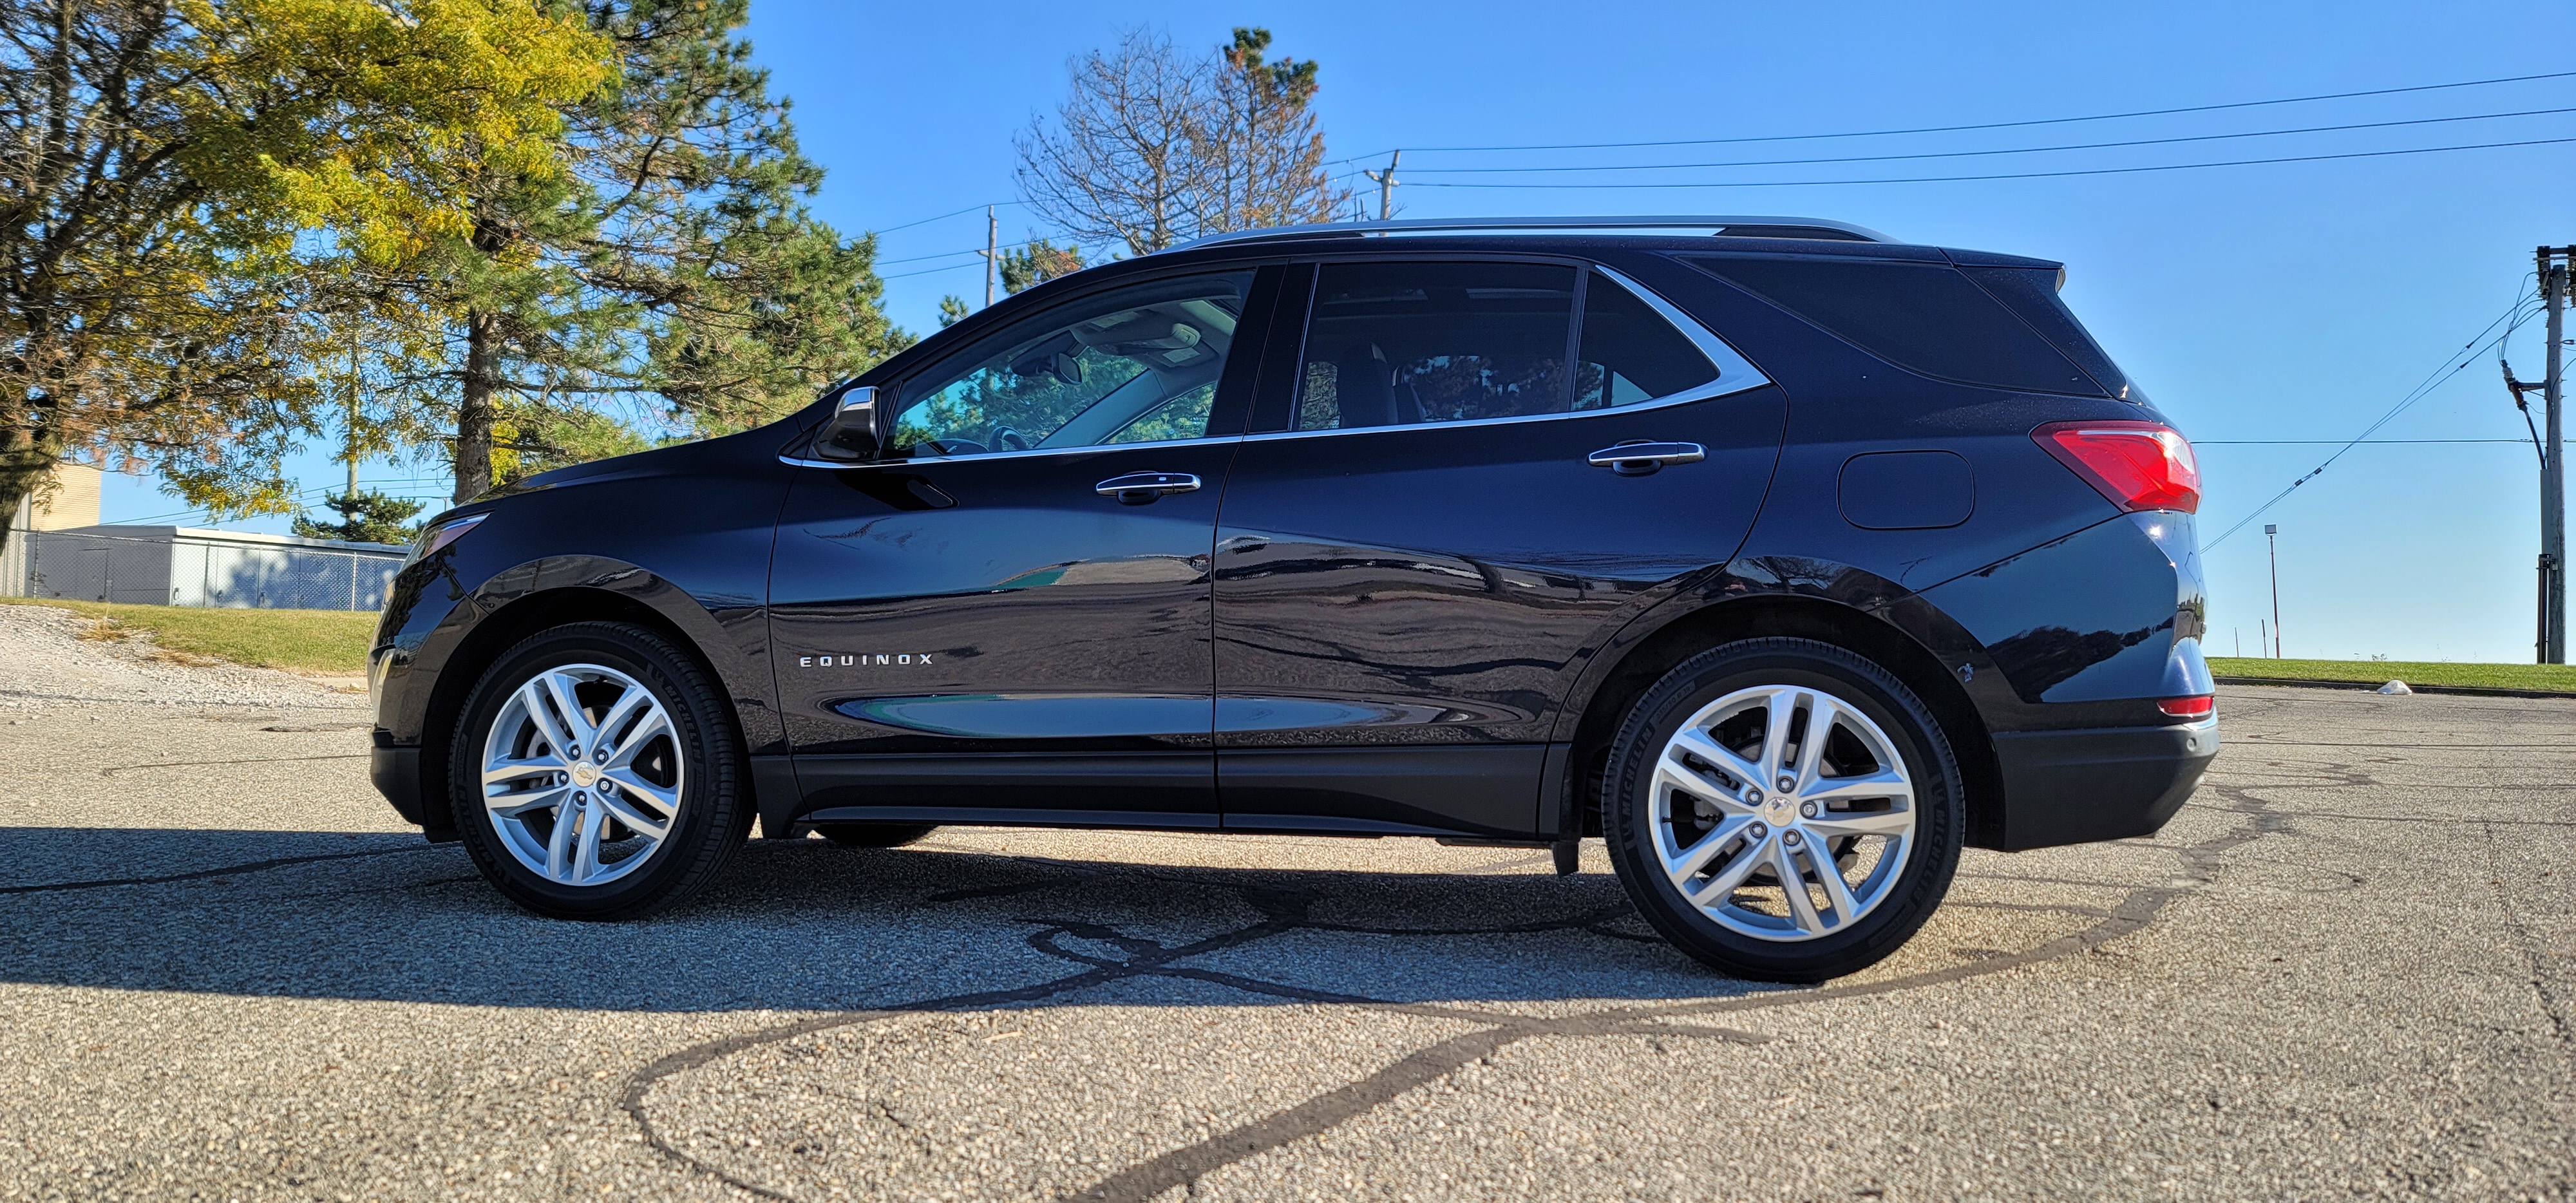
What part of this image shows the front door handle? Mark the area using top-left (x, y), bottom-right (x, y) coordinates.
top-left (1587, 441), bottom-right (1707, 477)
top-left (1095, 471), bottom-right (1202, 504)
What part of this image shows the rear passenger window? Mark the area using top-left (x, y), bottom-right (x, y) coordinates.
top-left (1689, 255), bottom-right (2104, 396)
top-left (1577, 274), bottom-right (1718, 409)
top-left (1294, 262), bottom-right (1575, 430)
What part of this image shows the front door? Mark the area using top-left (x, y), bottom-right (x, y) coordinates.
top-left (1211, 258), bottom-right (1786, 837)
top-left (772, 267), bottom-right (1270, 828)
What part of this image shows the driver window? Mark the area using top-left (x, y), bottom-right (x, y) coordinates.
top-left (889, 271), bottom-right (1255, 457)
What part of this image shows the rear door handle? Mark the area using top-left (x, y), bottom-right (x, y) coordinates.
top-left (1587, 441), bottom-right (1706, 476)
top-left (1095, 471), bottom-right (1202, 504)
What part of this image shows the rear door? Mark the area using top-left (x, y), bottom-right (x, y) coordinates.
top-left (1211, 257), bottom-right (1785, 837)
top-left (771, 267), bottom-right (1277, 829)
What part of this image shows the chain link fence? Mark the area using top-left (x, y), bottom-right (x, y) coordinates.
top-left (0, 526), bottom-right (408, 611)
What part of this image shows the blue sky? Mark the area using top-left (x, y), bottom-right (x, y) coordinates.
top-left (106, 0), bottom-right (2575, 662)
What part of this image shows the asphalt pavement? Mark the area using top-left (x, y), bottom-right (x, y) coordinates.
top-left (0, 604), bottom-right (2569, 1201)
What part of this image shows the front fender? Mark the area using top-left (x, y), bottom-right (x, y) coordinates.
top-left (372, 552), bottom-right (780, 755)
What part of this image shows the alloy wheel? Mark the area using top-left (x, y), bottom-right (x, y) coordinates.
top-left (479, 663), bottom-right (686, 887)
top-left (1643, 682), bottom-right (1918, 941)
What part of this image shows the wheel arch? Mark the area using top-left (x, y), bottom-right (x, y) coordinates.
top-left (415, 585), bottom-right (743, 839)
top-left (1554, 591), bottom-right (2004, 849)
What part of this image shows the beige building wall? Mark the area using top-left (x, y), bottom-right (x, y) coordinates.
top-left (8, 462), bottom-right (105, 531)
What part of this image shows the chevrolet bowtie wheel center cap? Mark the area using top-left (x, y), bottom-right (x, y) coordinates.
top-left (571, 761), bottom-right (600, 789)
top-left (1763, 796), bottom-right (1796, 827)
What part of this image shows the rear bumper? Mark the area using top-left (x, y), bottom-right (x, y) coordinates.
top-left (1987, 717), bottom-right (2217, 851)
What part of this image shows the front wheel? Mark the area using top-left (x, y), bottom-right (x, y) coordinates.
top-left (450, 621), bottom-right (750, 920)
top-left (1602, 638), bottom-right (1963, 982)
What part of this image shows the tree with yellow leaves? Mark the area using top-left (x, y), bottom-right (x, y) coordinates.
top-left (0, 0), bottom-right (610, 554)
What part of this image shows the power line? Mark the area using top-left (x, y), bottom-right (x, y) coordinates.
top-left (1408, 135), bottom-right (2576, 190)
top-left (1356, 68), bottom-right (2576, 156)
top-left (875, 247), bottom-right (989, 267)
top-left (881, 260), bottom-right (988, 281)
top-left (2205, 291), bottom-right (2539, 551)
top-left (1403, 106), bottom-right (2576, 176)
top-left (864, 200), bottom-right (1021, 237)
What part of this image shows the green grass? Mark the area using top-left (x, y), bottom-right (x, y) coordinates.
top-left (2, 598), bottom-right (376, 674)
top-left (2208, 656), bottom-right (2576, 694)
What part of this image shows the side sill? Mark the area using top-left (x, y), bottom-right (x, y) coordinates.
top-left (781, 752), bottom-right (1216, 829)
top-left (800, 806), bottom-right (1218, 831)
top-left (1218, 745), bottom-right (1548, 839)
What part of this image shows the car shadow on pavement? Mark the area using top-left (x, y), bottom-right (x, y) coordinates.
top-left (0, 826), bottom-right (1791, 1013)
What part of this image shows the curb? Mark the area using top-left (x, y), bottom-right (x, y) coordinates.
top-left (2213, 675), bottom-right (2576, 701)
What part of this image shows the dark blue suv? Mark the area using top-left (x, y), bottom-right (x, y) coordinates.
top-left (368, 216), bottom-right (2217, 981)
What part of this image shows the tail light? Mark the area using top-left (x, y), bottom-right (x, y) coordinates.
top-left (2032, 420), bottom-right (2201, 513)
top-left (2157, 695), bottom-right (2214, 719)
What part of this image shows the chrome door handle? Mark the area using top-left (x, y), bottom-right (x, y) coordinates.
top-left (1587, 441), bottom-right (1706, 477)
top-left (1095, 471), bottom-right (1202, 504)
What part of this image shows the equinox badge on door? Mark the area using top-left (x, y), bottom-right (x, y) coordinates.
top-left (799, 653), bottom-right (936, 668)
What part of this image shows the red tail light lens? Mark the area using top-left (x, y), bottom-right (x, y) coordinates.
top-left (2033, 420), bottom-right (2201, 513)
top-left (2157, 695), bottom-right (2215, 719)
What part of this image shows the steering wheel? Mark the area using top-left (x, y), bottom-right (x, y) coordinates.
top-left (990, 425), bottom-right (1030, 452)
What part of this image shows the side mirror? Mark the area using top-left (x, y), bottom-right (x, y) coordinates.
top-left (815, 384), bottom-right (879, 462)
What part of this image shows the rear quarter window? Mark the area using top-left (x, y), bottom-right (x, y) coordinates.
top-left (1958, 265), bottom-right (2133, 401)
top-left (1686, 255), bottom-right (2105, 397)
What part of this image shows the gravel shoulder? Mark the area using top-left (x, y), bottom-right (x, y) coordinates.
top-left (0, 611), bottom-right (2568, 1202)
top-left (0, 602), bottom-right (369, 714)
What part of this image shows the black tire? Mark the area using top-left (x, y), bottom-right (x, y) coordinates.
top-left (813, 822), bottom-right (938, 849)
top-left (1601, 638), bottom-right (1964, 982)
top-left (448, 621), bottom-right (750, 920)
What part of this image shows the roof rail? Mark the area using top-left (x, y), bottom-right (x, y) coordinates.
top-left (1159, 214), bottom-right (1895, 254)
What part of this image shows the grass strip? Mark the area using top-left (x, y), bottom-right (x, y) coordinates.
top-left (1, 598), bottom-right (375, 674)
top-left (2208, 656), bottom-right (2576, 695)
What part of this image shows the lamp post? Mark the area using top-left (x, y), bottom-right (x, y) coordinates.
top-left (2265, 524), bottom-right (2282, 659)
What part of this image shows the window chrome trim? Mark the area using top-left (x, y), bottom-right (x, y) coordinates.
top-left (1238, 263), bottom-right (1772, 446)
top-left (777, 432), bottom-right (1245, 471)
top-left (1238, 377), bottom-right (1752, 445)
top-left (777, 265), bottom-right (1772, 464)
top-left (1589, 264), bottom-right (1771, 396)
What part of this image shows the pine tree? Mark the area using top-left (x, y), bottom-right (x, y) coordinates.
top-left (292, 491), bottom-right (428, 545)
top-left (1000, 240), bottom-right (1088, 295)
top-left (345, 0), bottom-right (908, 502)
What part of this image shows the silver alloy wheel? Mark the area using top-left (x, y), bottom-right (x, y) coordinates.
top-left (480, 663), bottom-right (685, 887)
top-left (1643, 683), bottom-right (1918, 941)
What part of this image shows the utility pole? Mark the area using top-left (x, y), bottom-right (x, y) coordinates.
top-left (982, 205), bottom-right (998, 309)
top-left (2265, 524), bottom-right (2282, 658)
top-left (2539, 247), bottom-right (2569, 663)
top-left (1362, 151), bottom-right (1401, 221)
top-left (344, 337), bottom-right (361, 498)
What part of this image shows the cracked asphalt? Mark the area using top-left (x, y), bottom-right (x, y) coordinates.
top-left (1, 605), bottom-right (2571, 1201)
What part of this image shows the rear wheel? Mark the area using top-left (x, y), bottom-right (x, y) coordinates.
top-left (450, 621), bottom-right (750, 920)
top-left (814, 822), bottom-right (938, 849)
top-left (1602, 638), bottom-right (1963, 981)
